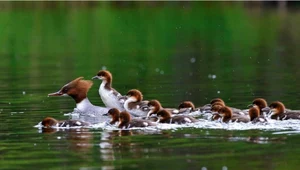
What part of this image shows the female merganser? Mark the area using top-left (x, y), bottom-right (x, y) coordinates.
top-left (267, 101), bottom-right (300, 120)
top-left (248, 105), bottom-right (267, 123)
top-left (92, 70), bottom-right (125, 111)
top-left (218, 106), bottom-right (250, 123)
top-left (41, 117), bottom-right (91, 128)
top-left (48, 77), bottom-right (109, 124)
top-left (119, 110), bottom-right (156, 129)
top-left (123, 89), bottom-right (151, 117)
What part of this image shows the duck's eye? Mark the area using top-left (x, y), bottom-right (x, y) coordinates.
top-left (62, 87), bottom-right (69, 93)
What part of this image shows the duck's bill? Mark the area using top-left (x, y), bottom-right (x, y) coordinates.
top-left (48, 91), bottom-right (65, 97)
top-left (92, 76), bottom-right (99, 80)
top-left (247, 104), bottom-right (254, 108)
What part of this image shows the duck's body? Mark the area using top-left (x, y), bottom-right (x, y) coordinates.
top-left (48, 77), bottom-right (109, 124)
top-left (41, 117), bottom-right (90, 128)
top-left (148, 100), bottom-right (198, 124)
top-left (124, 89), bottom-right (152, 117)
top-left (218, 106), bottom-right (250, 123)
top-left (268, 101), bottom-right (300, 120)
top-left (157, 110), bottom-right (198, 124)
top-left (210, 98), bottom-right (247, 115)
top-left (248, 106), bottom-right (267, 123)
top-left (177, 101), bottom-right (209, 113)
top-left (119, 110), bottom-right (156, 129)
top-left (92, 70), bottom-right (125, 111)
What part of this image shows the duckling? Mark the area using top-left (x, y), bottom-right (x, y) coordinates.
top-left (41, 117), bottom-right (90, 128)
top-left (218, 106), bottom-right (250, 123)
top-left (267, 101), bottom-right (300, 120)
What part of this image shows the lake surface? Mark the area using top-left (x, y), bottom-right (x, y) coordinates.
top-left (1, 2), bottom-right (300, 170)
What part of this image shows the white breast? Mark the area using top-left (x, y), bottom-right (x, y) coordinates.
top-left (99, 83), bottom-right (123, 110)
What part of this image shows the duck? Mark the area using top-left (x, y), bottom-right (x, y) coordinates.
top-left (123, 89), bottom-right (152, 117)
top-left (146, 100), bottom-right (191, 118)
top-left (248, 98), bottom-right (268, 115)
top-left (48, 77), bottom-right (110, 124)
top-left (148, 100), bottom-right (198, 124)
top-left (41, 117), bottom-right (91, 128)
top-left (105, 108), bottom-right (120, 125)
top-left (155, 109), bottom-right (198, 124)
top-left (92, 70), bottom-right (125, 111)
top-left (177, 101), bottom-right (211, 113)
top-left (210, 98), bottom-right (247, 115)
top-left (266, 101), bottom-right (300, 120)
top-left (248, 105), bottom-right (267, 123)
top-left (218, 106), bottom-right (250, 123)
top-left (118, 110), bottom-right (157, 129)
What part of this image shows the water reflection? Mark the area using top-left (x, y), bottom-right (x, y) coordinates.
top-left (41, 128), bottom-right (93, 153)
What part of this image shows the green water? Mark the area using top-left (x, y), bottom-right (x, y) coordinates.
top-left (1, 2), bottom-right (300, 170)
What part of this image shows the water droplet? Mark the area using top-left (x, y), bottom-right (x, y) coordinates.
top-left (160, 70), bottom-right (164, 75)
top-left (217, 91), bottom-right (220, 94)
top-left (22, 91), bottom-right (26, 95)
top-left (190, 58), bottom-right (196, 63)
top-left (222, 166), bottom-right (228, 170)
top-left (102, 66), bottom-right (107, 70)
top-left (212, 75), bottom-right (216, 79)
top-left (155, 68), bottom-right (160, 72)
top-left (57, 136), bottom-right (61, 140)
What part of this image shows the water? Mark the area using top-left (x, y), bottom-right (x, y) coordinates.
top-left (2, 2), bottom-right (300, 170)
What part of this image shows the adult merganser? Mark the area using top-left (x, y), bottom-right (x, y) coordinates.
top-left (218, 106), bottom-right (250, 123)
top-left (92, 70), bottom-right (125, 111)
top-left (123, 89), bottom-right (151, 117)
top-left (41, 117), bottom-right (91, 128)
top-left (48, 77), bottom-right (109, 124)
top-left (266, 101), bottom-right (300, 120)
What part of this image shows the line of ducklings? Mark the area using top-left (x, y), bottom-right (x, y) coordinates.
top-left (41, 70), bottom-right (300, 129)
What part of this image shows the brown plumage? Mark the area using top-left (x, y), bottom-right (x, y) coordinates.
top-left (48, 77), bottom-right (93, 103)
top-left (218, 106), bottom-right (250, 123)
top-left (156, 109), bottom-right (198, 124)
top-left (42, 117), bottom-right (90, 128)
top-left (268, 101), bottom-right (300, 120)
top-left (248, 106), bottom-right (267, 123)
top-left (118, 111), bottom-right (156, 129)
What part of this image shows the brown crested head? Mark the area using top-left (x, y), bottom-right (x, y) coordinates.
top-left (178, 101), bottom-right (195, 110)
top-left (269, 101), bottom-right (285, 115)
top-left (126, 89), bottom-right (143, 102)
top-left (218, 106), bottom-right (232, 118)
top-left (94, 70), bottom-right (112, 82)
top-left (210, 98), bottom-right (225, 105)
top-left (42, 117), bottom-right (59, 127)
top-left (248, 106), bottom-right (260, 121)
top-left (107, 108), bottom-right (120, 122)
top-left (48, 77), bottom-right (93, 103)
top-left (119, 111), bottom-right (131, 124)
top-left (252, 98), bottom-right (268, 110)
top-left (211, 104), bottom-right (223, 112)
top-left (148, 100), bottom-right (162, 114)
top-left (157, 109), bottom-right (172, 119)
